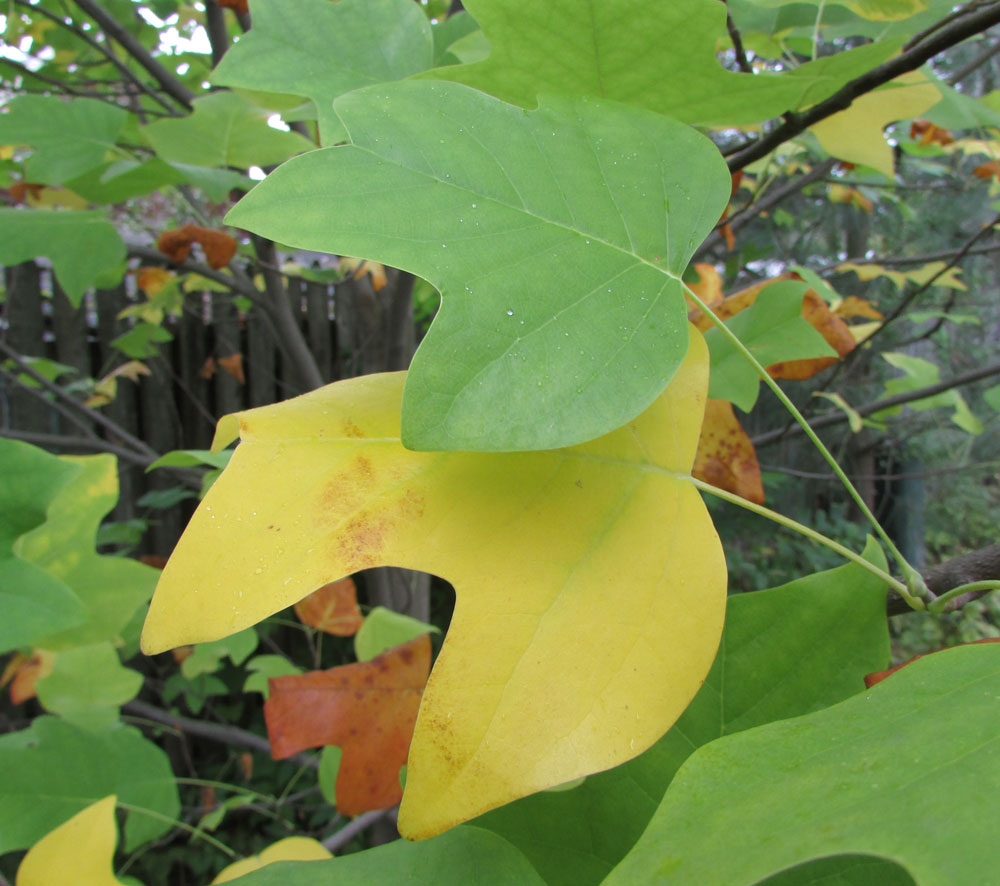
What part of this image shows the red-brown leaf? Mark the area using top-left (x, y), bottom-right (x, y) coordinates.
top-left (294, 577), bottom-right (364, 636)
top-left (265, 635), bottom-right (431, 815)
top-left (157, 224), bottom-right (238, 269)
top-left (692, 399), bottom-right (765, 504)
top-left (865, 638), bottom-right (1000, 688)
top-left (217, 353), bottom-right (245, 385)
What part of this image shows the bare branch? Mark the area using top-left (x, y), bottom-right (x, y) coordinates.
top-left (322, 809), bottom-right (395, 852)
top-left (752, 359), bottom-right (1000, 448)
top-left (888, 542), bottom-right (1000, 614)
top-left (71, 0), bottom-right (197, 111)
top-left (725, 3), bottom-right (1000, 172)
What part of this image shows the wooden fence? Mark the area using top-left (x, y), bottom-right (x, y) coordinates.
top-left (1, 259), bottom-right (417, 556)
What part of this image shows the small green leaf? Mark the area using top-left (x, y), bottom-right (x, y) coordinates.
top-left (146, 449), bottom-right (234, 472)
top-left (212, 0), bottom-right (434, 145)
top-left (354, 607), bottom-right (438, 662)
top-left (35, 642), bottom-right (143, 726)
top-left (145, 91), bottom-right (313, 170)
top-left (243, 654), bottom-right (302, 698)
top-left (181, 627), bottom-right (260, 679)
top-left (877, 352), bottom-right (984, 434)
top-left (318, 745), bottom-right (343, 806)
top-left (2, 95), bottom-right (126, 184)
top-left (984, 384), bottom-right (1000, 413)
top-left (111, 323), bottom-right (173, 359)
top-left (705, 281), bottom-right (836, 411)
top-left (0, 209), bottom-right (126, 305)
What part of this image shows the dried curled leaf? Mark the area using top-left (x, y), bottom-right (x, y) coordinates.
top-left (157, 224), bottom-right (238, 269)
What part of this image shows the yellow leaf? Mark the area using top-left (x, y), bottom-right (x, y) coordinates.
top-left (837, 0), bottom-right (926, 20)
top-left (811, 71), bottom-right (941, 177)
top-left (141, 331), bottom-right (726, 840)
top-left (16, 795), bottom-right (123, 886)
top-left (212, 837), bottom-right (332, 883)
top-left (837, 261), bottom-right (965, 291)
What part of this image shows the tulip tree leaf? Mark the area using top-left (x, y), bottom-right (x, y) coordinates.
top-left (425, 0), bottom-right (902, 127)
top-left (473, 539), bottom-right (890, 886)
top-left (144, 91), bottom-right (313, 170)
top-left (141, 333), bottom-right (726, 839)
top-left (0, 440), bottom-right (87, 654)
top-left (0, 716), bottom-right (180, 853)
top-left (2, 95), bottom-right (127, 184)
top-left (605, 643), bottom-right (1000, 885)
top-left (212, 0), bottom-right (434, 145)
top-left (14, 796), bottom-right (123, 886)
top-left (228, 81), bottom-right (731, 451)
top-left (0, 209), bottom-right (126, 305)
top-left (35, 642), bottom-right (143, 727)
top-left (17, 453), bottom-right (160, 651)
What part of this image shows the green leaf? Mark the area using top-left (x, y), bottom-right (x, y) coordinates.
top-left (146, 449), bottom-right (234, 472)
top-left (877, 352), bottom-right (984, 434)
top-left (35, 642), bottom-right (143, 727)
top-left (0, 716), bottom-right (180, 853)
top-left (984, 384), bottom-right (1000, 413)
top-left (0, 209), bottom-right (126, 305)
top-left (227, 81), bottom-right (731, 450)
top-left (474, 539), bottom-right (890, 886)
top-left (0, 440), bottom-right (87, 654)
top-left (424, 0), bottom-right (901, 127)
top-left (168, 163), bottom-right (255, 202)
top-left (220, 825), bottom-right (545, 885)
top-left (212, 0), bottom-right (434, 145)
top-left (705, 280), bottom-right (836, 411)
top-left (243, 654), bottom-right (302, 698)
top-left (353, 606), bottom-right (439, 662)
top-left (181, 627), bottom-right (260, 679)
top-left (2, 95), bottom-right (127, 184)
top-left (756, 855), bottom-right (916, 886)
top-left (163, 672), bottom-right (229, 714)
top-left (604, 643), bottom-right (1000, 885)
top-left (18, 453), bottom-right (159, 651)
top-left (432, 11), bottom-right (480, 66)
top-left (65, 157), bottom-right (186, 205)
top-left (111, 322), bottom-right (173, 359)
top-left (144, 91), bottom-right (313, 170)
top-left (317, 745), bottom-right (343, 806)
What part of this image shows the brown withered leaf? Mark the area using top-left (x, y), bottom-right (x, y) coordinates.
top-left (294, 577), bottom-right (364, 636)
top-left (265, 635), bottom-right (431, 815)
top-left (692, 400), bottom-right (765, 504)
top-left (910, 119), bottom-right (954, 146)
top-left (157, 224), bottom-right (238, 269)
top-left (2, 650), bottom-right (54, 704)
top-left (218, 0), bottom-right (249, 12)
top-left (973, 160), bottom-right (1000, 180)
top-left (200, 357), bottom-right (217, 380)
top-left (217, 353), bottom-right (246, 385)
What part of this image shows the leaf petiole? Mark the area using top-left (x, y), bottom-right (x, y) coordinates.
top-left (690, 477), bottom-right (916, 603)
top-left (927, 581), bottom-right (1000, 613)
top-left (683, 281), bottom-right (921, 599)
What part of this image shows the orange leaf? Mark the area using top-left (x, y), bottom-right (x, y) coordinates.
top-left (157, 224), bottom-right (238, 269)
top-left (217, 353), bottom-right (245, 385)
top-left (910, 119), bottom-right (954, 146)
top-left (833, 295), bottom-right (883, 321)
top-left (828, 183), bottom-right (873, 213)
top-left (172, 645), bottom-right (194, 664)
top-left (136, 267), bottom-right (174, 295)
top-left (4, 650), bottom-right (54, 704)
top-left (294, 577), bottom-right (364, 636)
top-left (692, 400), bottom-right (764, 504)
top-left (200, 357), bottom-right (217, 380)
top-left (341, 257), bottom-right (388, 292)
top-left (4, 181), bottom-right (45, 205)
top-left (239, 752), bottom-right (254, 781)
top-left (265, 635), bottom-right (431, 815)
top-left (219, 0), bottom-right (249, 12)
top-left (973, 160), bottom-right (1000, 180)
top-left (865, 638), bottom-right (1000, 688)
top-left (685, 263), bottom-right (723, 309)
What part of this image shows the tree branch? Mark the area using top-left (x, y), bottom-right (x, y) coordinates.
top-left (887, 542), bottom-right (1000, 614)
top-left (725, 3), bottom-right (1000, 171)
top-left (71, 0), bottom-right (197, 110)
top-left (127, 245), bottom-right (263, 303)
top-left (322, 809), bottom-right (395, 852)
top-left (840, 241), bottom-right (1000, 266)
top-left (123, 699), bottom-right (318, 770)
top-left (752, 359), bottom-right (1000, 448)
top-left (948, 36), bottom-right (1000, 83)
top-left (11, 0), bottom-right (178, 114)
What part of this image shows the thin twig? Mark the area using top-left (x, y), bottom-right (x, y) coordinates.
top-left (0, 429), bottom-right (150, 466)
top-left (948, 36), bottom-right (1000, 84)
top-left (71, 0), bottom-right (196, 110)
top-left (123, 699), bottom-right (320, 770)
top-left (322, 808), bottom-right (394, 852)
top-left (839, 241), bottom-right (1000, 266)
top-left (0, 340), bottom-right (161, 460)
top-left (725, 2), bottom-right (1000, 171)
top-left (752, 359), bottom-right (1000, 447)
top-left (725, 4), bottom-right (753, 74)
